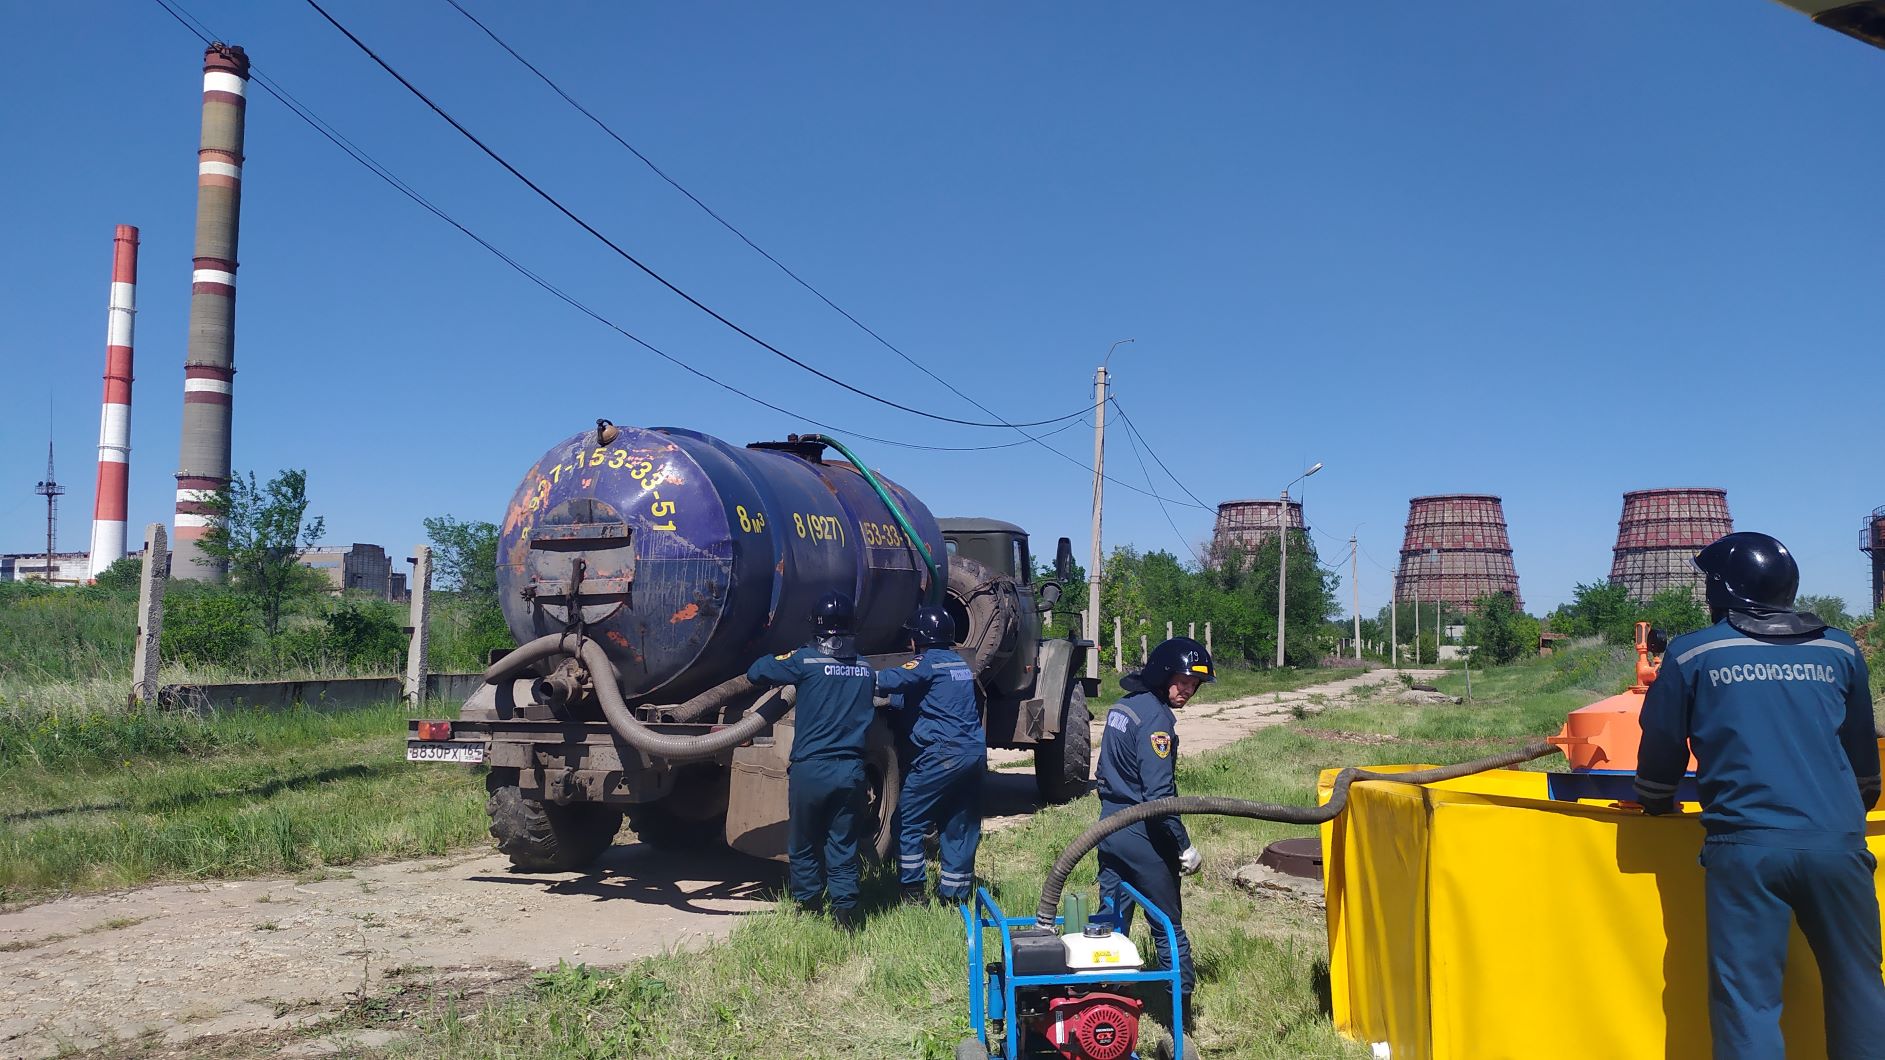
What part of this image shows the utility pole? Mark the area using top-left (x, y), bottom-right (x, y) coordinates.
top-left (1086, 339), bottom-right (1132, 681)
top-left (1414, 582), bottom-right (1421, 666)
top-left (1351, 535), bottom-right (1361, 660)
top-left (1275, 462), bottom-right (1322, 668)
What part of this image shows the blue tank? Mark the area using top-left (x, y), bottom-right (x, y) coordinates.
top-left (497, 425), bottom-right (942, 702)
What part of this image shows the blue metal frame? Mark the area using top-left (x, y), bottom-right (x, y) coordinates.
top-left (1544, 770), bottom-right (1701, 803)
top-left (960, 885), bottom-right (1187, 1059)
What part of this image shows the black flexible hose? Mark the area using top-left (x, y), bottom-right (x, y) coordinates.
top-left (480, 633), bottom-right (790, 760)
top-left (1033, 741), bottom-right (1559, 928)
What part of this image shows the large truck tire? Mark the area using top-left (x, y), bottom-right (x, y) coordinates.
top-left (1033, 683), bottom-right (1092, 804)
top-left (864, 736), bottom-right (903, 862)
top-left (486, 771), bottom-right (623, 872)
top-left (947, 556), bottom-right (1018, 676)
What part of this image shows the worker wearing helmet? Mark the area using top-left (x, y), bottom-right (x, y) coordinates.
top-left (747, 591), bottom-right (877, 932)
top-left (1635, 532), bottom-right (1885, 1057)
top-left (1096, 635), bottom-right (1213, 1027)
top-left (876, 604), bottom-right (985, 905)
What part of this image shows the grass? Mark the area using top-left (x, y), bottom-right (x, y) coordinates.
top-left (392, 645), bottom-right (1635, 1059)
top-left (0, 700), bottom-right (487, 902)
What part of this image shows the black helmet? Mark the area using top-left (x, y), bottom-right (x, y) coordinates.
top-left (903, 604), bottom-right (955, 648)
top-left (1693, 532), bottom-right (1798, 618)
top-left (811, 591), bottom-right (856, 635)
top-left (1141, 637), bottom-right (1216, 695)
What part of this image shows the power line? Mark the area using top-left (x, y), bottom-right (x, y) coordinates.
top-left (1108, 397), bottom-right (1214, 511)
top-left (145, 0), bottom-right (1082, 455)
top-left (151, 0), bottom-right (1210, 504)
top-left (1117, 405), bottom-right (1202, 566)
top-left (304, 0), bottom-right (1092, 431)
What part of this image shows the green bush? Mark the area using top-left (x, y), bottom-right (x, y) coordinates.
top-left (325, 600), bottom-right (406, 670)
top-left (162, 589), bottom-right (257, 666)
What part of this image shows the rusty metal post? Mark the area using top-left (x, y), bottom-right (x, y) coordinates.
top-left (404, 546), bottom-right (432, 709)
top-left (131, 523), bottom-right (167, 706)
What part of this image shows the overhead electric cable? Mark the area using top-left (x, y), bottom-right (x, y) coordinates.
top-left (1118, 409), bottom-right (1203, 566)
top-left (151, 0), bottom-right (1209, 503)
top-left (304, 0), bottom-right (1091, 430)
top-left (1108, 397), bottom-right (1215, 511)
top-left (145, 0), bottom-right (1085, 455)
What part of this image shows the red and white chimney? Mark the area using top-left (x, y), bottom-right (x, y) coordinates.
top-left (88, 224), bottom-right (139, 580)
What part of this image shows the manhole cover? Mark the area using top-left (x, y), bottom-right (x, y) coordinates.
top-left (1257, 837), bottom-right (1323, 879)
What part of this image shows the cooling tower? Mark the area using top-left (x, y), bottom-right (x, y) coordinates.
top-left (1608, 489), bottom-right (1732, 603)
top-left (1210, 498), bottom-right (1306, 567)
top-left (1395, 494), bottom-right (1521, 611)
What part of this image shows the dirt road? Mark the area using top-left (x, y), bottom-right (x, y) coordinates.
top-left (0, 667), bottom-right (1433, 1058)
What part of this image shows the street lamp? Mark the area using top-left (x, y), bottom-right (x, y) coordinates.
top-left (1769, 1), bottom-right (1885, 50)
top-left (1086, 339), bottom-right (1134, 680)
top-left (1275, 461), bottom-right (1323, 668)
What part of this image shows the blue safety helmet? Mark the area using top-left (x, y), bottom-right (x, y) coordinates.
top-left (811, 591), bottom-right (856, 635)
top-left (903, 604), bottom-right (956, 648)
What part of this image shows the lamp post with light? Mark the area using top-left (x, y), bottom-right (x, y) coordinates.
top-left (1275, 461), bottom-right (1323, 668)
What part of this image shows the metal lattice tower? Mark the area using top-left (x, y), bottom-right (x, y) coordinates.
top-left (34, 438), bottom-right (64, 584)
top-left (1863, 505), bottom-right (1885, 613)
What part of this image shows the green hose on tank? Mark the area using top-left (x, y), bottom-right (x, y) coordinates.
top-left (801, 433), bottom-right (942, 605)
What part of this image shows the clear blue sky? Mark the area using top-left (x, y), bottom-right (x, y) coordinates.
top-left (2, 1), bottom-right (1879, 616)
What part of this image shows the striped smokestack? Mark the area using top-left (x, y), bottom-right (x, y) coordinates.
top-left (172, 43), bottom-right (249, 581)
top-left (87, 224), bottom-right (140, 580)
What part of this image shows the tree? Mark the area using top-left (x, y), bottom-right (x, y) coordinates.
top-left (1549, 581), bottom-right (1638, 644)
top-left (1466, 593), bottom-right (1535, 665)
top-left (1796, 594), bottom-right (1856, 630)
top-left (1639, 588), bottom-right (1709, 638)
top-left (198, 469), bottom-right (327, 637)
top-left (423, 516), bottom-right (500, 598)
top-left (91, 555), bottom-right (143, 595)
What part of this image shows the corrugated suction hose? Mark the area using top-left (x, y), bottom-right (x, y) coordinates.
top-left (1032, 741), bottom-right (1560, 928)
top-left (483, 633), bottom-right (791, 761)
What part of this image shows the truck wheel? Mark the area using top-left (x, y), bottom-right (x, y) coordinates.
top-left (625, 766), bottom-right (728, 849)
top-left (947, 556), bottom-right (1018, 676)
top-left (862, 736), bottom-right (903, 862)
top-left (1033, 683), bottom-right (1091, 803)
top-left (486, 772), bottom-right (623, 872)
top-left (954, 1039), bottom-right (990, 1060)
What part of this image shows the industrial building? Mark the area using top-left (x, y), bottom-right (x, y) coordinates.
top-left (1395, 494), bottom-right (1522, 611)
top-left (297, 543), bottom-right (400, 599)
top-left (1, 552), bottom-right (93, 585)
top-left (1209, 498), bottom-right (1306, 568)
top-left (1608, 488), bottom-right (1732, 602)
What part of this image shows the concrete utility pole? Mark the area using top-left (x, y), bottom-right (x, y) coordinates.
top-left (131, 523), bottom-right (167, 706)
top-left (1351, 534), bottom-right (1361, 660)
top-left (403, 546), bottom-right (432, 709)
top-left (1275, 462), bottom-right (1322, 667)
top-left (1086, 338), bottom-right (1132, 681)
top-left (1113, 615), bottom-right (1123, 673)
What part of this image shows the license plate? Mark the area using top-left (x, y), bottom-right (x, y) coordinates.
top-left (406, 741), bottom-right (485, 764)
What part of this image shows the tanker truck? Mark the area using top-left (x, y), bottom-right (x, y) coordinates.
top-left (406, 422), bottom-right (1099, 871)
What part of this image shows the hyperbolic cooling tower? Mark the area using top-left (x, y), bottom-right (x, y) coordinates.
top-left (1608, 489), bottom-right (1732, 603)
top-left (1395, 494), bottom-right (1522, 610)
top-left (1210, 499), bottom-right (1305, 567)
top-left (1863, 506), bottom-right (1885, 613)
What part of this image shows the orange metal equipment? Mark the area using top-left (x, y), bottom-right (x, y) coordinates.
top-left (1547, 621), bottom-right (1697, 773)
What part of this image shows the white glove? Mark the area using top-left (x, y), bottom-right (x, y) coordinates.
top-left (1178, 846), bottom-right (1203, 876)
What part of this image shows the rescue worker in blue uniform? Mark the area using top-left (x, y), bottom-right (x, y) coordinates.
top-left (747, 591), bottom-right (876, 932)
top-left (1636, 532), bottom-right (1885, 1058)
top-left (876, 604), bottom-right (984, 905)
top-left (1096, 636), bottom-right (1213, 1029)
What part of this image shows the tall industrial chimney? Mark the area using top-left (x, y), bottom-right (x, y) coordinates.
top-left (88, 224), bottom-right (139, 580)
top-left (172, 43), bottom-right (249, 581)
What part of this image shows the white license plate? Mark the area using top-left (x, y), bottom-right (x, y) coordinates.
top-left (406, 741), bottom-right (485, 764)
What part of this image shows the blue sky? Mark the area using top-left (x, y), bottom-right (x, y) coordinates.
top-left (2, 1), bottom-right (1879, 616)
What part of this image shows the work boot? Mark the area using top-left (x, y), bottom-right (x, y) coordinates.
top-left (900, 884), bottom-right (931, 907)
top-left (831, 905), bottom-right (862, 934)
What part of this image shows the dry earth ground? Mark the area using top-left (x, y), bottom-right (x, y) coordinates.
top-left (0, 667), bottom-right (1436, 1059)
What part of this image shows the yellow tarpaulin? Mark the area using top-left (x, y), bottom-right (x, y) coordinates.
top-left (1320, 750), bottom-right (1885, 1059)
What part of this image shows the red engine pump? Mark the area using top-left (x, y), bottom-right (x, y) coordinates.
top-left (1032, 991), bottom-right (1142, 1060)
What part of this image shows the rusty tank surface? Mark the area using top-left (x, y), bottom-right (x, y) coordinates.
top-left (410, 423), bottom-right (1097, 873)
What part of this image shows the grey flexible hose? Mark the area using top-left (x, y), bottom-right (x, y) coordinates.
top-left (480, 633), bottom-right (790, 760)
top-left (1033, 741), bottom-right (1559, 927)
